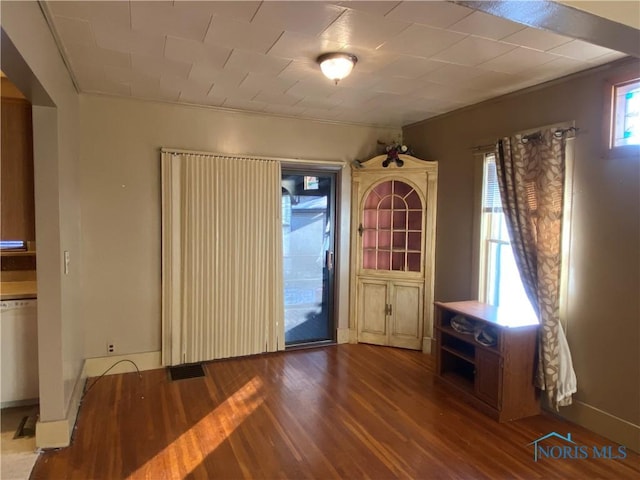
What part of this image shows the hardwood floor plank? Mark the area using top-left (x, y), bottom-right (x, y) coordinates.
top-left (31, 345), bottom-right (639, 479)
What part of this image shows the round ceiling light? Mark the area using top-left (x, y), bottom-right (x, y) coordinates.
top-left (317, 52), bottom-right (358, 85)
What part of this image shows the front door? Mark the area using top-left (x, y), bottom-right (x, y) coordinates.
top-left (281, 171), bottom-right (336, 346)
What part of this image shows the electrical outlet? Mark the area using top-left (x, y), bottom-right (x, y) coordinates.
top-left (107, 343), bottom-right (115, 354)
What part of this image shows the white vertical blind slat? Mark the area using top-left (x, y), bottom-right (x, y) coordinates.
top-left (161, 152), bottom-right (284, 365)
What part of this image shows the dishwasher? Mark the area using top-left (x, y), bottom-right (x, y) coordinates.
top-left (1, 299), bottom-right (39, 406)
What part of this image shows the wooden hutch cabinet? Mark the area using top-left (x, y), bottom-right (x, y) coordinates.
top-left (434, 301), bottom-right (540, 421)
top-left (349, 154), bottom-right (437, 351)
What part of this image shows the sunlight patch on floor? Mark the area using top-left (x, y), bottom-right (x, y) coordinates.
top-left (127, 376), bottom-right (265, 479)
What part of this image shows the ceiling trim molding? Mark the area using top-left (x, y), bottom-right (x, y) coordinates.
top-left (37, 0), bottom-right (81, 94)
top-left (453, 0), bottom-right (640, 58)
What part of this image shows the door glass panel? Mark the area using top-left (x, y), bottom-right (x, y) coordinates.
top-left (282, 172), bottom-right (335, 346)
top-left (361, 180), bottom-right (423, 272)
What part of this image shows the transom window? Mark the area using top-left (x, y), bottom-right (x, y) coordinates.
top-left (361, 180), bottom-right (423, 272)
top-left (611, 78), bottom-right (640, 148)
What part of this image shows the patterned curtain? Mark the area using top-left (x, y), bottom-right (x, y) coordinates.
top-left (495, 128), bottom-right (577, 409)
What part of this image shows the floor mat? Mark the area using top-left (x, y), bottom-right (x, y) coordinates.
top-left (168, 364), bottom-right (205, 381)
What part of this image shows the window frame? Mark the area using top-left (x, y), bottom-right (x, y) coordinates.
top-left (603, 67), bottom-right (640, 159)
top-left (472, 130), bottom-right (575, 332)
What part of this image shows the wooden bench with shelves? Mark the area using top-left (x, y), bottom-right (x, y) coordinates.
top-left (434, 300), bottom-right (540, 422)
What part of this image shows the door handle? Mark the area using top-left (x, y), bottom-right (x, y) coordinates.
top-left (384, 303), bottom-right (393, 316)
top-left (326, 250), bottom-right (334, 271)
top-left (388, 303), bottom-right (392, 316)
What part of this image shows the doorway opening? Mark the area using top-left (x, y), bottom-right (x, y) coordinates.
top-left (281, 171), bottom-right (336, 346)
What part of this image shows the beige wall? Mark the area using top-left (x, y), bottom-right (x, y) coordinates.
top-left (404, 58), bottom-right (640, 449)
top-left (1, 0), bottom-right (83, 425)
top-left (79, 94), bottom-right (400, 358)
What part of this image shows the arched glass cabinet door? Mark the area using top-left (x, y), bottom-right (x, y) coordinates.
top-left (361, 180), bottom-right (423, 272)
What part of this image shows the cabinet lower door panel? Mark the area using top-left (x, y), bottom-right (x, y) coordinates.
top-left (475, 349), bottom-right (502, 408)
top-left (357, 280), bottom-right (388, 346)
top-left (389, 282), bottom-right (423, 350)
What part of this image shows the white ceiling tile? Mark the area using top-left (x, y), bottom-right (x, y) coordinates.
top-left (501, 27), bottom-right (573, 52)
top-left (189, 64), bottom-right (246, 90)
top-left (65, 42), bottom-right (131, 69)
top-left (378, 24), bottom-right (467, 58)
top-left (321, 9), bottom-right (410, 50)
top-left (339, 45), bottom-right (397, 74)
top-left (479, 47), bottom-right (560, 75)
top-left (130, 1), bottom-right (212, 42)
top-left (252, 1), bottom-right (346, 36)
top-left (222, 98), bottom-right (269, 112)
top-left (103, 65), bottom-right (157, 85)
top-left (174, 1), bottom-right (262, 22)
top-left (518, 56), bottom-right (588, 81)
top-left (413, 81), bottom-right (486, 104)
top-left (47, 0), bottom-right (619, 127)
top-left (296, 97), bottom-right (342, 110)
top-left (93, 24), bottom-right (165, 57)
top-left (253, 91), bottom-right (302, 107)
top-left (328, 87), bottom-right (379, 107)
top-left (268, 31), bottom-right (346, 61)
top-left (423, 64), bottom-right (485, 86)
top-left (160, 75), bottom-right (213, 97)
top-left (277, 60), bottom-right (320, 83)
top-left (224, 50), bottom-right (291, 76)
top-left (165, 36), bottom-right (231, 68)
top-left (204, 16), bottom-right (282, 55)
top-left (51, 16), bottom-right (95, 45)
top-left (455, 70), bottom-right (524, 92)
top-left (73, 62), bottom-right (105, 88)
top-left (335, 1), bottom-right (401, 17)
top-left (131, 79), bottom-right (181, 102)
top-left (588, 51), bottom-right (628, 65)
top-left (287, 79), bottom-right (340, 98)
top-left (381, 56), bottom-right (447, 79)
top-left (385, 1), bottom-right (473, 28)
top-left (209, 84), bottom-right (260, 101)
top-left (371, 77), bottom-right (428, 95)
top-left (131, 54), bottom-right (191, 80)
top-left (547, 39), bottom-right (618, 62)
top-left (406, 96), bottom-right (465, 113)
top-left (80, 76), bottom-right (131, 96)
top-left (240, 73), bottom-right (297, 95)
top-left (48, 1), bottom-right (131, 26)
top-left (448, 11), bottom-right (526, 40)
top-left (432, 36), bottom-right (517, 67)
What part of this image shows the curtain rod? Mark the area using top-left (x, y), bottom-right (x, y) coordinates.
top-left (471, 126), bottom-right (580, 150)
top-left (160, 147), bottom-right (346, 167)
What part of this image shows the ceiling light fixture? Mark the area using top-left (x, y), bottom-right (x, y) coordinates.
top-left (317, 52), bottom-right (358, 85)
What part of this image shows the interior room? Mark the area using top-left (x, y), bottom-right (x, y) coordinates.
top-left (0, 1), bottom-right (638, 478)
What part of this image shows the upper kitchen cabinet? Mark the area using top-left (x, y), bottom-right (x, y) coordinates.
top-left (1, 87), bottom-right (35, 243)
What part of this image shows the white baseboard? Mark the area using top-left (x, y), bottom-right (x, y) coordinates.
top-left (336, 328), bottom-right (349, 344)
top-left (0, 398), bottom-right (39, 409)
top-left (36, 360), bottom-right (86, 449)
top-left (35, 351), bottom-right (162, 449)
top-left (84, 351), bottom-right (162, 377)
top-left (552, 399), bottom-right (640, 453)
top-left (422, 336), bottom-right (434, 354)
top-left (348, 328), bottom-right (358, 344)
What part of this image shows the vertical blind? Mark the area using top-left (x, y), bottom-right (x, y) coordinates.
top-left (161, 151), bottom-right (284, 365)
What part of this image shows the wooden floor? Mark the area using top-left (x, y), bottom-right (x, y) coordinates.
top-left (32, 345), bottom-right (638, 479)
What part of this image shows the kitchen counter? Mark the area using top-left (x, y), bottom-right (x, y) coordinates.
top-left (0, 281), bottom-right (37, 300)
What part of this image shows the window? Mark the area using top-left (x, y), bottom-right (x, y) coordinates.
top-left (478, 153), bottom-right (536, 320)
top-left (611, 78), bottom-right (640, 148)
